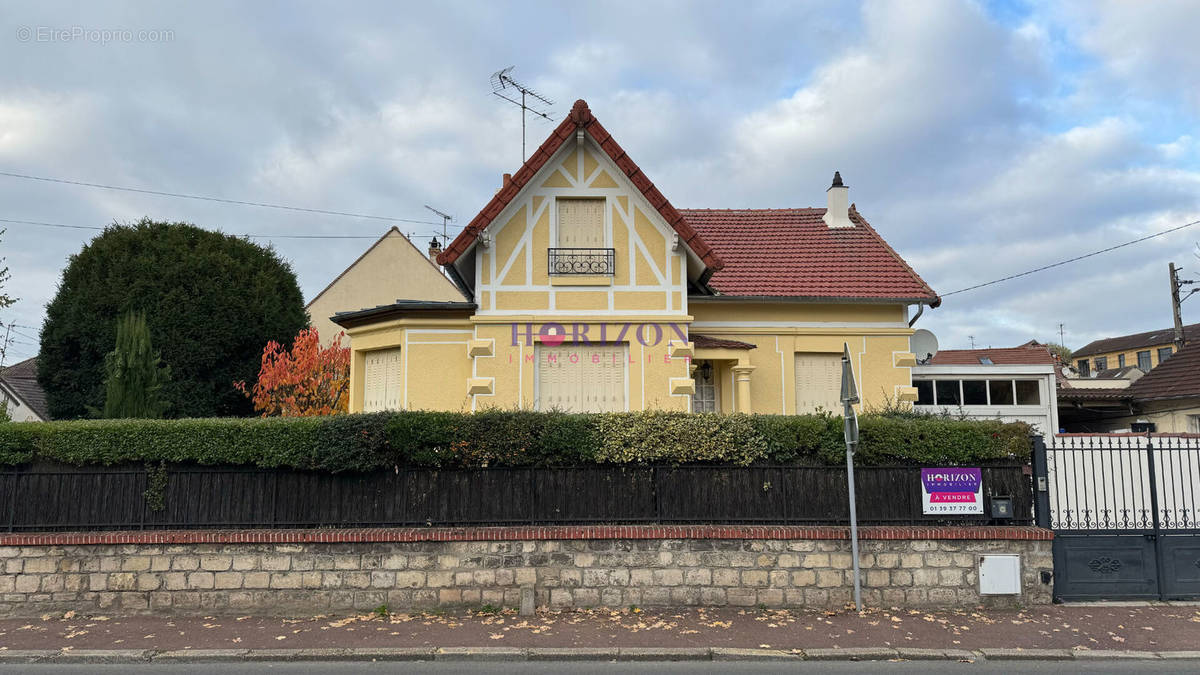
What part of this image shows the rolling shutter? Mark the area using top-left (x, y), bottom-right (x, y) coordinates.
top-left (557, 198), bottom-right (605, 247)
top-left (794, 352), bottom-right (842, 414)
top-left (538, 343), bottom-right (626, 412)
top-left (363, 347), bottom-right (403, 412)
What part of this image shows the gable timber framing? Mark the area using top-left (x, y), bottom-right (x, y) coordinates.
top-left (474, 133), bottom-right (689, 317)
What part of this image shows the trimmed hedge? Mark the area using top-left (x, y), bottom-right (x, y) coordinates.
top-left (0, 411), bottom-right (1032, 471)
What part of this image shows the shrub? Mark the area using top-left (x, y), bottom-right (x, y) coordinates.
top-left (0, 410), bottom-right (1032, 470)
top-left (593, 411), bottom-right (767, 465)
top-left (39, 220), bottom-right (307, 419)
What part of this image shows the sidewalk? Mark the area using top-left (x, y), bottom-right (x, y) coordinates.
top-left (1, 604), bottom-right (1198, 662)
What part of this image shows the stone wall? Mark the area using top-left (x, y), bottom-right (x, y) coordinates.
top-left (0, 526), bottom-right (1053, 617)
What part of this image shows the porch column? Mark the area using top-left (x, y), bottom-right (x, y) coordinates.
top-left (731, 365), bottom-right (756, 414)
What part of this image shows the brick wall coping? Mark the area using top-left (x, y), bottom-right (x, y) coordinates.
top-left (0, 525), bottom-right (1051, 547)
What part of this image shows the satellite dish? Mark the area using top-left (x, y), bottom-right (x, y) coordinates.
top-left (911, 329), bottom-right (939, 364)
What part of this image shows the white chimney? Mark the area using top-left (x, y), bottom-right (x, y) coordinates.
top-left (822, 171), bottom-right (854, 229)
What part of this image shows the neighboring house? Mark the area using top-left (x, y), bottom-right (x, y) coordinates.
top-left (0, 357), bottom-right (48, 422)
top-left (331, 100), bottom-right (939, 414)
top-left (305, 227), bottom-right (465, 345)
top-left (912, 342), bottom-right (1059, 436)
top-left (1071, 322), bottom-right (1197, 376)
top-left (1058, 340), bottom-right (1200, 433)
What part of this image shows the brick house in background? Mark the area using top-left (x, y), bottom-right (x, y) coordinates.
top-left (1071, 322), bottom-right (1197, 376)
top-left (331, 100), bottom-right (940, 414)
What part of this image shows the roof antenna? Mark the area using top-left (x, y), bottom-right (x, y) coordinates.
top-left (490, 66), bottom-right (554, 163)
top-left (424, 205), bottom-right (454, 244)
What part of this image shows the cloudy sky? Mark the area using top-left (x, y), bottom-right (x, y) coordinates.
top-left (2, 0), bottom-right (1199, 364)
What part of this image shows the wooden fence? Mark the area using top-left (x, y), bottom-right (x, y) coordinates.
top-left (0, 463), bottom-right (1033, 532)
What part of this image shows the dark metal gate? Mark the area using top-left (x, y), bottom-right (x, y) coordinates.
top-left (1035, 435), bottom-right (1200, 601)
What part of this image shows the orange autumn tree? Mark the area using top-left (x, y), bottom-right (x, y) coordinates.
top-left (235, 327), bottom-right (350, 416)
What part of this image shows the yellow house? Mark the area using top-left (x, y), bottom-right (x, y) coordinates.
top-left (332, 100), bottom-right (940, 414)
top-left (306, 227), bottom-right (465, 345)
top-left (1071, 323), bottom-right (1197, 376)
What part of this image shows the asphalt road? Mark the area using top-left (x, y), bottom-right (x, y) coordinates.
top-left (4, 661), bottom-right (1195, 674)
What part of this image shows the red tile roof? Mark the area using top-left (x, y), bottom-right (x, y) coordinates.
top-left (437, 100), bottom-right (723, 271)
top-left (1127, 340), bottom-right (1200, 401)
top-left (926, 343), bottom-right (1056, 366)
top-left (439, 99), bottom-right (937, 305)
top-left (681, 207), bottom-right (939, 303)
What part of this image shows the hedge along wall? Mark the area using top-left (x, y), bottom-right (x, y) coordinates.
top-left (0, 411), bottom-right (1032, 472)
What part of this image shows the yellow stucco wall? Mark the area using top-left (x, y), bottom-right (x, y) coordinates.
top-left (688, 302), bottom-right (914, 414)
top-left (344, 302), bottom-right (915, 414)
top-left (1075, 343), bottom-right (1176, 373)
top-left (306, 229), bottom-right (465, 345)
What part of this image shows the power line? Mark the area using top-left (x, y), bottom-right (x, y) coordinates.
top-left (0, 217), bottom-right (377, 240)
top-left (942, 218), bottom-right (1200, 297)
top-left (0, 170), bottom-right (445, 226)
top-left (1, 217), bottom-right (454, 242)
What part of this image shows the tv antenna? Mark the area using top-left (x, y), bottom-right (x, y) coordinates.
top-left (424, 205), bottom-right (454, 243)
top-left (490, 66), bottom-right (554, 163)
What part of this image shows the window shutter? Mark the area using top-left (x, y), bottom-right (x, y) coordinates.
top-left (557, 198), bottom-right (605, 248)
top-left (794, 353), bottom-right (843, 414)
top-left (538, 344), bottom-right (626, 412)
top-left (364, 348), bottom-right (403, 412)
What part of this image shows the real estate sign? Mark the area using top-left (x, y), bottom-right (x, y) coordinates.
top-left (921, 468), bottom-right (983, 515)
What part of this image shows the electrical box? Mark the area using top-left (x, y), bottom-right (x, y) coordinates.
top-left (979, 554), bottom-right (1021, 595)
top-left (990, 496), bottom-right (1013, 519)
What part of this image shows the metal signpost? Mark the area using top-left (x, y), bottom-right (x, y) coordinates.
top-left (840, 343), bottom-right (863, 612)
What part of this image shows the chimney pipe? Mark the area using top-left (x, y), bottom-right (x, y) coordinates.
top-left (428, 236), bottom-right (443, 264)
top-left (823, 171), bottom-right (854, 229)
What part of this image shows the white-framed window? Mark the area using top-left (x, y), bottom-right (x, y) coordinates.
top-left (555, 197), bottom-right (606, 248)
top-left (912, 379), bottom-right (1042, 407)
top-left (536, 343), bottom-right (627, 412)
top-left (693, 360), bottom-right (719, 413)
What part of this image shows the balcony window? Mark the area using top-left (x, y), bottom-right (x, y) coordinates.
top-left (1157, 346), bottom-right (1173, 363)
top-left (551, 197), bottom-right (614, 276)
top-left (557, 198), bottom-right (605, 247)
top-left (1137, 350), bottom-right (1151, 371)
top-left (1076, 359), bottom-right (1090, 377)
top-left (1094, 356), bottom-right (1108, 371)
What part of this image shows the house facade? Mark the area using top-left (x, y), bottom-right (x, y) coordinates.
top-left (911, 343), bottom-right (1060, 437)
top-left (1059, 340), bottom-right (1200, 433)
top-left (1071, 322), bottom-right (1196, 376)
top-left (306, 227), bottom-right (465, 345)
top-left (333, 100), bottom-right (939, 414)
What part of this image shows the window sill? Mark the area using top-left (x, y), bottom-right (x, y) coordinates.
top-left (550, 276), bottom-right (614, 286)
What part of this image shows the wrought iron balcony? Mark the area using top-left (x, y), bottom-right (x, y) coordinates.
top-left (548, 248), bottom-right (615, 276)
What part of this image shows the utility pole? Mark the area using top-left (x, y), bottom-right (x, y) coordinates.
top-left (1169, 262), bottom-right (1188, 350)
top-left (0, 322), bottom-right (12, 370)
top-left (1058, 323), bottom-right (1065, 347)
